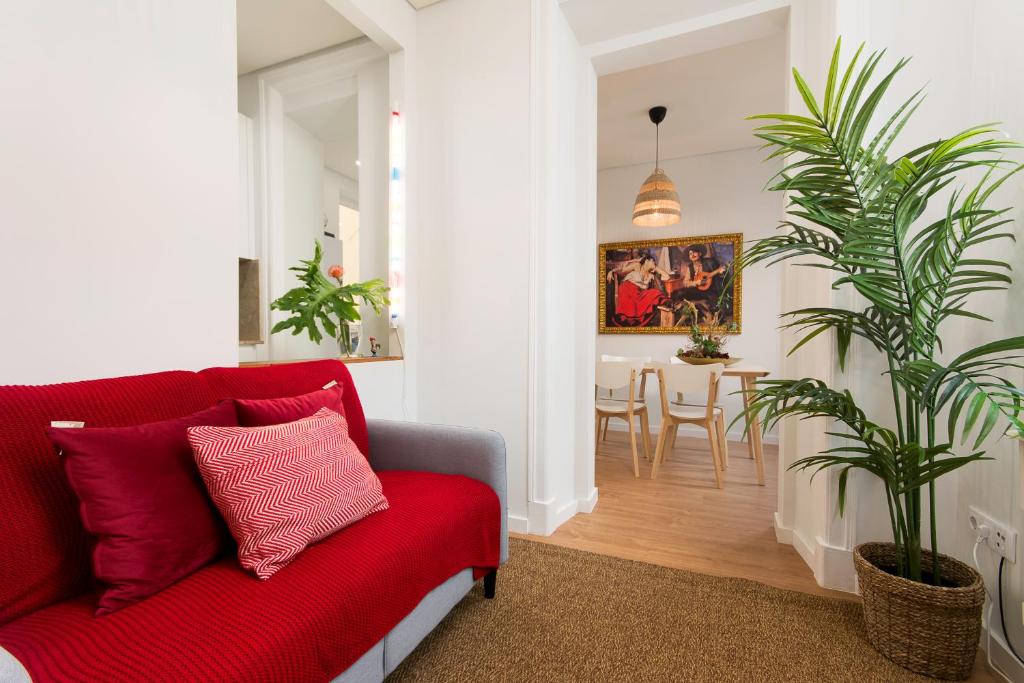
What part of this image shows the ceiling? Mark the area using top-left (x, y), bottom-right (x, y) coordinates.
top-left (237, 0), bottom-right (365, 75)
top-left (407, 0), bottom-right (447, 7)
top-left (597, 32), bottom-right (786, 170)
top-left (288, 96), bottom-right (360, 178)
top-left (559, 0), bottom-right (757, 46)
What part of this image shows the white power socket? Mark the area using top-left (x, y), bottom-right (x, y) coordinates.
top-left (969, 505), bottom-right (1017, 563)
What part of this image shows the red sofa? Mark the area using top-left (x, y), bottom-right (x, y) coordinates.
top-left (0, 360), bottom-right (507, 683)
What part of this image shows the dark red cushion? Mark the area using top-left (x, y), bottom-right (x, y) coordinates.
top-left (199, 361), bottom-right (369, 456)
top-left (47, 402), bottom-right (237, 615)
top-left (234, 384), bottom-right (348, 428)
top-left (0, 470), bottom-right (501, 683)
top-left (0, 371), bottom-right (219, 626)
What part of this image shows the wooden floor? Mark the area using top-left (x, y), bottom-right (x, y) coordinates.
top-left (517, 429), bottom-right (1000, 682)
top-left (524, 429), bottom-right (839, 596)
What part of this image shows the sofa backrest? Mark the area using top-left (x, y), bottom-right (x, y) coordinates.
top-left (198, 360), bottom-right (368, 456)
top-left (0, 371), bottom-right (219, 625)
top-left (0, 359), bottom-right (369, 626)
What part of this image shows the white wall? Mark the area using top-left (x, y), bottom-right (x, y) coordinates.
top-left (416, 0), bottom-right (534, 530)
top-left (597, 147), bottom-right (784, 440)
top-left (277, 117), bottom-right (341, 361)
top-left (531, 0), bottom-right (599, 531)
top-left (347, 359), bottom-right (409, 420)
top-left (0, 2), bottom-right (238, 383)
top-left (356, 57), bottom-right (391, 355)
top-left (415, 0), bottom-right (596, 534)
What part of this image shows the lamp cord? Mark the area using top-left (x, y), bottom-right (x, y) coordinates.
top-left (998, 557), bottom-right (1024, 664)
top-left (655, 123), bottom-right (660, 169)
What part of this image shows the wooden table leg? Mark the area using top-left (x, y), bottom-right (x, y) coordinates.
top-left (741, 376), bottom-right (766, 486)
top-left (740, 376), bottom-right (755, 460)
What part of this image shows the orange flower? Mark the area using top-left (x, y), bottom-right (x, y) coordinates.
top-left (328, 265), bottom-right (344, 279)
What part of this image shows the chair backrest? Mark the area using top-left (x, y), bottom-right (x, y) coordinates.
top-left (659, 362), bottom-right (724, 394)
top-left (595, 361), bottom-right (637, 393)
top-left (598, 356), bottom-right (648, 400)
top-left (654, 362), bottom-right (723, 422)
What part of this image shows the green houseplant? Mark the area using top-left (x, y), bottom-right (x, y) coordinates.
top-left (676, 320), bottom-right (738, 365)
top-left (739, 38), bottom-right (1024, 679)
top-left (271, 241), bottom-right (389, 356)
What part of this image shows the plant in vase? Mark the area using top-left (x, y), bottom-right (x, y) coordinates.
top-left (737, 37), bottom-right (1024, 679)
top-left (271, 241), bottom-right (389, 357)
top-left (676, 319), bottom-right (737, 365)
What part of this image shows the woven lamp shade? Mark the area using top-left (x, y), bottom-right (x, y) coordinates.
top-left (632, 168), bottom-right (681, 227)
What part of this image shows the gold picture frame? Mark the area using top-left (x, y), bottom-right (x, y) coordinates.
top-left (599, 233), bottom-right (743, 335)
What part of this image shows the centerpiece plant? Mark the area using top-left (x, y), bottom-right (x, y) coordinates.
top-left (271, 241), bottom-right (389, 356)
top-left (676, 316), bottom-right (735, 365)
top-left (737, 38), bottom-right (1024, 679)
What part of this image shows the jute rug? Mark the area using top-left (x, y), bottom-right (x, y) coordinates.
top-left (389, 538), bottom-right (944, 682)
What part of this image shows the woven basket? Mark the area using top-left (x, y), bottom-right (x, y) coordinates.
top-left (854, 542), bottom-right (985, 680)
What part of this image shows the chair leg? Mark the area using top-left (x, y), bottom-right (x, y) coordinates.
top-left (594, 413), bottom-right (601, 456)
top-left (602, 417), bottom-right (610, 441)
top-left (483, 569), bottom-right (497, 599)
top-left (627, 413), bottom-right (640, 478)
top-left (639, 410), bottom-right (652, 462)
top-left (650, 421), bottom-right (669, 479)
top-left (664, 424), bottom-right (678, 461)
top-left (716, 413), bottom-right (730, 470)
top-left (706, 424), bottom-right (724, 489)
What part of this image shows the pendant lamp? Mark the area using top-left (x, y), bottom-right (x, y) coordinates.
top-left (632, 106), bottom-right (681, 227)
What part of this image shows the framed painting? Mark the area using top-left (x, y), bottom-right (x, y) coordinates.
top-left (599, 233), bottom-right (742, 334)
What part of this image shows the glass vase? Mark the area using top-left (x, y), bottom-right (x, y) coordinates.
top-left (337, 323), bottom-right (361, 358)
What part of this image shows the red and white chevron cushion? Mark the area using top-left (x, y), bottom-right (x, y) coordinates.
top-left (187, 408), bottom-right (388, 579)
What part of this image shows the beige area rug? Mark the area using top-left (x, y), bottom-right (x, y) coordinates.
top-left (388, 538), bottom-right (952, 682)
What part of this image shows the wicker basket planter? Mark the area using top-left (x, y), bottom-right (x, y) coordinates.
top-left (854, 542), bottom-right (985, 680)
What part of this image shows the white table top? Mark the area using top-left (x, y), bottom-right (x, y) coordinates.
top-left (641, 361), bottom-right (770, 378)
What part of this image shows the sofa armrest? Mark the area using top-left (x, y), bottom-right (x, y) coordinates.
top-left (0, 645), bottom-right (30, 682)
top-left (366, 419), bottom-right (508, 564)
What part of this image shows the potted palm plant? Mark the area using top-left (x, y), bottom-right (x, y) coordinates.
top-left (271, 241), bottom-right (389, 357)
top-left (739, 38), bottom-right (1024, 680)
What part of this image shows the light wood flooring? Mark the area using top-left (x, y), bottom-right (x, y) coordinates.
top-left (515, 428), bottom-right (1000, 682)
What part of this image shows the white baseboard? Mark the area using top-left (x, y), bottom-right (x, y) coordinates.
top-left (526, 497), bottom-right (578, 536)
top-left (774, 515), bottom-right (857, 593)
top-left (816, 534), bottom-right (857, 593)
top-left (519, 490), bottom-right (597, 536)
top-left (984, 623), bottom-right (1024, 682)
top-left (577, 487), bottom-right (599, 513)
top-left (605, 421), bottom-right (778, 445)
top-left (507, 514), bottom-right (528, 534)
top-left (790, 525), bottom-right (817, 571)
top-left (773, 512), bottom-right (793, 544)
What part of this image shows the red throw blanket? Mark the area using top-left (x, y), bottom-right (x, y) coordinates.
top-left (0, 471), bottom-right (501, 682)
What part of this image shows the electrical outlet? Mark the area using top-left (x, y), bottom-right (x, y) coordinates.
top-left (969, 506), bottom-right (1018, 563)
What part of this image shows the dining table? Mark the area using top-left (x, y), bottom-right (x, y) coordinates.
top-left (641, 362), bottom-right (769, 485)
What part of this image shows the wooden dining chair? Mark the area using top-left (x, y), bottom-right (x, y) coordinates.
top-left (595, 361), bottom-right (652, 478)
top-left (667, 356), bottom-right (726, 455)
top-left (597, 354), bottom-right (651, 441)
top-left (650, 362), bottom-right (727, 487)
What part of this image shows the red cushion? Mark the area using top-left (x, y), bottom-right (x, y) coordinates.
top-left (188, 408), bottom-right (387, 579)
top-left (46, 402), bottom-right (237, 615)
top-left (0, 371), bottom-right (219, 626)
top-left (234, 385), bottom-right (354, 441)
top-left (0, 470), bottom-right (501, 683)
top-left (199, 361), bottom-right (369, 456)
